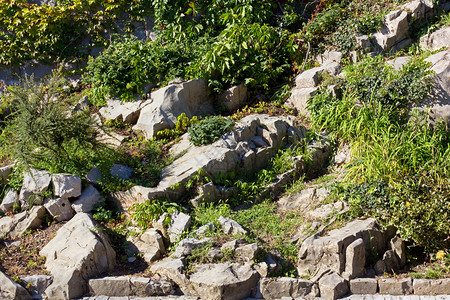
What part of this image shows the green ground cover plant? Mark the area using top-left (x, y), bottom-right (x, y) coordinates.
top-left (188, 116), bottom-right (234, 146)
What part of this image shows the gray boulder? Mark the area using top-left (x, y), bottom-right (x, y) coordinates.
top-left (260, 277), bottom-right (317, 299)
top-left (373, 10), bottom-right (409, 51)
top-left (318, 272), bottom-right (349, 300)
top-left (44, 197), bottom-right (74, 222)
top-left (0, 164), bottom-right (14, 184)
top-left (218, 216), bottom-right (247, 235)
top-left (20, 275), bottom-right (53, 297)
top-left (0, 206), bottom-right (46, 239)
top-left (188, 263), bottom-right (259, 300)
top-left (168, 211), bottom-right (192, 243)
top-left (0, 271), bottom-right (32, 300)
top-left (71, 184), bottom-right (102, 213)
top-left (0, 189), bottom-right (19, 213)
top-left (19, 169), bottom-right (52, 208)
top-left (172, 238), bottom-right (212, 258)
top-left (297, 218), bottom-right (385, 277)
top-left (420, 26), bottom-right (450, 51)
top-left (415, 50), bottom-right (450, 126)
top-left (99, 99), bottom-right (148, 124)
top-left (401, 0), bottom-right (434, 18)
top-left (149, 258), bottom-right (189, 293)
top-left (52, 174), bottom-right (81, 199)
top-left (216, 84), bottom-right (248, 112)
top-left (133, 79), bottom-right (215, 138)
top-left (40, 213), bottom-right (116, 300)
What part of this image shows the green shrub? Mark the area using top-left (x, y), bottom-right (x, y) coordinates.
top-left (130, 198), bottom-right (181, 229)
top-left (2, 72), bottom-right (113, 175)
top-left (188, 116), bottom-right (234, 146)
top-left (195, 22), bottom-right (296, 92)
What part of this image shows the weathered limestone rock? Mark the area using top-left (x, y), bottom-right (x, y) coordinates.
top-left (168, 211), bottom-right (191, 243)
top-left (413, 278), bottom-right (450, 295)
top-left (218, 216), bottom-right (247, 235)
top-left (378, 278), bottom-right (412, 295)
top-left (373, 10), bottom-right (409, 51)
top-left (89, 277), bottom-right (131, 297)
top-left (86, 167), bottom-right (102, 185)
top-left (141, 228), bottom-right (165, 251)
top-left (0, 189), bottom-right (19, 213)
top-left (390, 235), bottom-right (406, 267)
top-left (0, 205), bottom-right (46, 239)
top-left (20, 275), bottom-right (53, 297)
top-left (294, 62), bottom-right (341, 89)
top-left (318, 272), bottom-right (349, 300)
top-left (420, 26), bottom-right (450, 51)
top-left (129, 277), bottom-right (174, 297)
top-left (19, 169), bottom-right (52, 208)
top-left (349, 278), bottom-right (378, 294)
top-left (44, 197), bottom-right (74, 222)
top-left (343, 238), bottom-right (366, 280)
top-left (52, 174), bottom-right (82, 199)
top-left (188, 263), bottom-right (259, 300)
top-left (315, 50), bottom-right (343, 65)
top-left (386, 56), bottom-right (411, 71)
top-left (0, 164), bottom-right (14, 184)
top-left (297, 218), bottom-right (385, 277)
top-left (0, 271), bottom-right (32, 300)
top-left (235, 243), bottom-right (260, 262)
top-left (401, 0), bottom-right (434, 19)
top-left (216, 84), bottom-right (248, 112)
top-left (134, 79), bottom-right (215, 138)
top-left (286, 87), bottom-right (318, 117)
top-left (259, 277), bottom-right (317, 299)
top-left (307, 201), bottom-right (346, 220)
top-left (149, 258), bottom-right (189, 292)
top-left (71, 184), bottom-right (102, 213)
top-left (196, 222), bottom-right (215, 236)
top-left (40, 213), bottom-right (116, 300)
top-left (414, 50), bottom-right (450, 126)
top-left (99, 99), bottom-right (148, 124)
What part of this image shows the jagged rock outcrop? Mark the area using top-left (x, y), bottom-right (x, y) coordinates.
top-left (134, 79), bottom-right (215, 138)
top-left (0, 271), bottom-right (32, 300)
top-left (40, 213), bottom-right (116, 300)
top-left (420, 26), bottom-right (450, 51)
top-left (112, 114), bottom-right (307, 211)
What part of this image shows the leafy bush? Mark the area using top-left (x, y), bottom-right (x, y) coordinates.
top-left (196, 22), bottom-right (296, 92)
top-left (188, 116), bottom-right (234, 146)
top-left (130, 198), bottom-right (181, 229)
top-left (156, 113), bottom-right (199, 140)
top-left (0, 0), bottom-right (153, 65)
top-left (84, 37), bottom-right (197, 104)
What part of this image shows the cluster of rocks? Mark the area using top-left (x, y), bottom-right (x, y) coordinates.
top-left (98, 79), bottom-right (247, 140)
top-left (357, 0), bottom-right (436, 54)
top-left (110, 113), bottom-right (329, 211)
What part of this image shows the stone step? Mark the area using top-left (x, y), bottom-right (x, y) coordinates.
top-left (341, 295), bottom-right (450, 300)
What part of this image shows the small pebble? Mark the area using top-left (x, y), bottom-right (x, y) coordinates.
top-left (128, 257), bottom-right (136, 263)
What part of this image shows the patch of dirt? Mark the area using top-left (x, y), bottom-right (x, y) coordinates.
top-left (0, 222), bottom-right (64, 277)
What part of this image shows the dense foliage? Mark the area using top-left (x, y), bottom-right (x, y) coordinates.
top-left (188, 116), bottom-right (234, 146)
top-left (308, 56), bottom-right (450, 251)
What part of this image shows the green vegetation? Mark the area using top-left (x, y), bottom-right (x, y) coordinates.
top-left (0, 0), bottom-right (152, 65)
top-left (130, 198), bottom-right (181, 229)
top-left (308, 55), bottom-right (450, 251)
top-left (1, 72), bottom-right (106, 175)
top-left (188, 116), bottom-right (234, 146)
